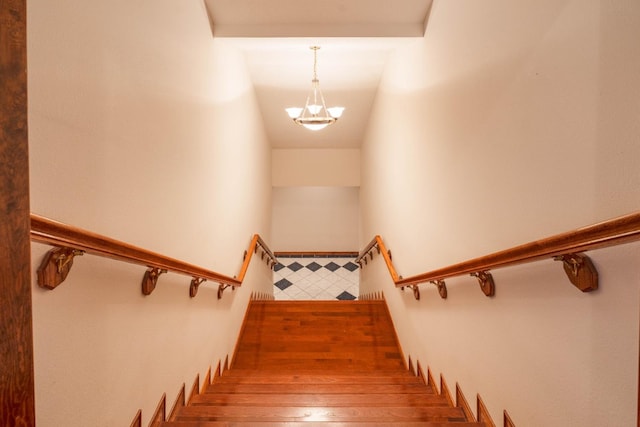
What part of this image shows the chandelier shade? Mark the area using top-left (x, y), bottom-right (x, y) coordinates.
top-left (285, 46), bottom-right (344, 131)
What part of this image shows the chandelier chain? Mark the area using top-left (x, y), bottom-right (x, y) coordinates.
top-left (312, 46), bottom-right (319, 81)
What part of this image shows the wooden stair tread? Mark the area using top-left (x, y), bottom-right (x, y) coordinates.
top-left (203, 383), bottom-right (435, 394)
top-left (174, 405), bottom-right (468, 422)
top-left (191, 392), bottom-right (448, 407)
top-left (162, 422), bottom-right (484, 427)
top-left (165, 301), bottom-right (477, 425)
top-left (213, 373), bottom-right (424, 384)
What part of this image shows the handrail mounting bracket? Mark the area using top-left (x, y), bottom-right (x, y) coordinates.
top-left (141, 267), bottom-right (167, 295)
top-left (553, 253), bottom-right (598, 292)
top-left (36, 247), bottom-right (85, 290)
top-left (218, 283), bottom-right (235, 299)
top-left (409, 285), bottom-right (420, 300)
top-left (431, 280), bottom-right (447, 299)
top-left (471, 271), bottom-right (495, 297)
top-left (189, 277), bottom-right (207, 298)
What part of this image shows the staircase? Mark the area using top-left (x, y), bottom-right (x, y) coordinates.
top-left (160, 300), bottom-right (485, 426)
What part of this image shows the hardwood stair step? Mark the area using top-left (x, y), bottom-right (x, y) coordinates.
top-left (173, 405), bottom-right (468, 422)
top-left (163, 301), bottom-right (478, 426)
top-left (202, 383), bottom-right (435, 395)
top-left (190, 392), bottom-right (448, 407)
top-left (213, 373), bottom-right (424, 384)
top-left (162, 422), bottom-right (485, 427)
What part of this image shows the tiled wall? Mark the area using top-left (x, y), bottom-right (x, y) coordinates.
top-left (273, 256), bottom-right (359, 300)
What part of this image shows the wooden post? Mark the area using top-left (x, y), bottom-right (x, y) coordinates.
top-left (0, 0), bottom-right (36, 425)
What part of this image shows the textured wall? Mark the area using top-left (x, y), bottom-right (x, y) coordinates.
top-left (28, 0), bottom-right (272, 425)
top-left (271, 186), bottom-right (359, 251)
top-left (272, 149), bottom-right (360, 187)
top-left (360, 1), bottom-right (640, 425)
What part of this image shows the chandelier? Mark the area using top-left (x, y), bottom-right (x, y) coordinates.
top-left (285, 46), bottom-right (344, 131)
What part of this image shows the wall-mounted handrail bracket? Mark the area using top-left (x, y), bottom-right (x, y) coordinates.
top-left (471, 271), bottom-right (495, 297)
top-left (553, 253), bottom-right (598, 292)
top-left (217, 283), bottom-right (235, 299)
top-left (431, 280), bottom-right (447, 299)
top-left (410, 285), bottom-right (420, 300)
top-left (388, 250), bottom-right (392, 261)
top-left (37, 247), bottom-right (85, 289)
top-left (141, 267), bottom-right (167, 295)
top-left (189, 277), bottom-right (207, 298)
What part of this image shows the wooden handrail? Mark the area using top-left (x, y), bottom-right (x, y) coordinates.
top-left (30, 214), bottom-right (277, 298)
top-left (358, 211), bottom-right (640, 299)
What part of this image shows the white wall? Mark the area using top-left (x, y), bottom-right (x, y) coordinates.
top-left (271, 148), bottom-right (360, 251)
top-left (271, 186), bottom-right (359, 251)
top-left (360, 1), bottom-right (640, 426)
top-left (28, 1), bottom-right (272, 426)
top-left (272, 148), bottom-right (360, 187)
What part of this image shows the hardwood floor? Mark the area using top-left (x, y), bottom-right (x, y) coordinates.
top-left (160, 300), bottom-right (485, 426)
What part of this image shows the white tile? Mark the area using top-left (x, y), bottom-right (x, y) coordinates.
top-left (277, 268), bottom-right (295, 278)
top-left (326, 284), bottom-right (344, 296)
top-left (272, 256), bottom-right (360, 301)
top-left (296, 268), bottom-right (312, 278)
top-left (296, 279), bottom-right (314, 294)
top-left (304, 284), bottom-right (324, 297)
top-left (283, 285), bottom-right (305, 299)
top-left (276, 292), bottom-right (292, 301)
top-left (317, 291), bottom-right (338, 300)
top-left (347, 284), bottom-right (360, 296)
top-left (315, 268), bottom-right (330, 278)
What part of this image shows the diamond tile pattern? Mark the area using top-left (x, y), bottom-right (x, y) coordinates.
top-left (343, 262), bottom-right (359, 272)
top-left (287, 262), bottom-right (304, 272)
top-left (337, 291), bottom-right (357, 301)
top-left (324, 262), bottom-right (340, 272)
top-left (305, 261), bottom-right (322, 272)
top-left (274, 257), bottom-right (359, 301)
top-left (274, 278), bottom-right (293, 291)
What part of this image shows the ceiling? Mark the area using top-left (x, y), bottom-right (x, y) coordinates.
top-left (204, 0), bottom-right (432, 148)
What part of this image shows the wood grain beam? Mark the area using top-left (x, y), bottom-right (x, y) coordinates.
top-left (0, 0), bottom-right (35, 425)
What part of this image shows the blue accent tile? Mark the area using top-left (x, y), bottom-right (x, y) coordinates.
top-left (273, 263), bottom-right (286, 272)
top-left (336, 291), bottom-right (356, 301)
top-left (275, 278), bottom-right (293, 290)
top-left (306, 261), bottom-right (322, 272)
top-left (324, 262), bottom-right (340, 272)
top-left (342, 262), bottom-right (359, 272)
top-left (287, 262), bottom-right (303, 272)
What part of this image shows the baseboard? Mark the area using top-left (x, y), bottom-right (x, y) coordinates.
top-left (427, 366), bottom-right (439, 394)
top-left (477, 394), bottom-right (496, 427)
top-left (504, 409), bottom-right (516, 427)
top-left (213, 360), bottom-right (221, 383)
top-left (456, 383), bottom-right (476, 422)
top-left (230, 297), bottom-right (255, 368)
top-left (202, 367), bottom-right (211, 393)
top-left (274, 251), bottom-right (359, 257)
top-left (416, 361), bottom-right (427, 386)
top-left (129, 409), bottom-right (141, 427)
top-left (407, 358), bottom-right (503, 426)
top-left (187, 374), bottom-right (199, 405)
top-left (148, 393), bottom-right (165, 427)
top-left (440, 374), bottom-right (454, 407)
top-left (167, 384), bottom-right (185, 422)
